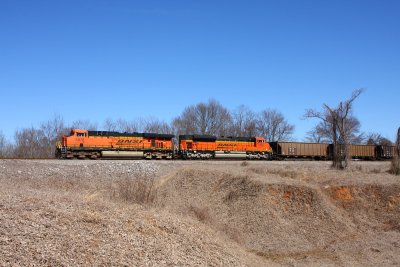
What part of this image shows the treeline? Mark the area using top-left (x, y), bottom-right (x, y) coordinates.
top-left (0, 99), bottom-right (393, 159)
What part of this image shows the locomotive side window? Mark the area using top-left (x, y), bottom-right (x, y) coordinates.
top-left (77, 132), bottom-right (85, 137)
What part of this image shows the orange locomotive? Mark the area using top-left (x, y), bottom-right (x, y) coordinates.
top-left (56, 129), bottom-right (174, 159)
top-left (178, 135), bottom-right (272, 159)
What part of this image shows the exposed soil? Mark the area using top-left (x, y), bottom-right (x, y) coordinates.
top-left (0, 159), bottom-right (399, 266)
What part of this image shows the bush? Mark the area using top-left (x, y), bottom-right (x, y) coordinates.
top-left (240, 161), bottom-right (249, 167)
top-left (112, 175), bottom-right (156, 204)
top-left (390, 154), bottom-right (400, 175)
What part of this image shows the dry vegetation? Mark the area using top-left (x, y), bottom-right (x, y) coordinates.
top-left (1, 159), bottom-right (399, 266)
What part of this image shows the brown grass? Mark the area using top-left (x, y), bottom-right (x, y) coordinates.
top-left (112, 174), bottom-right (156, 204)
top-left (390, 154), bottom-right (400, 175)
top-left (249, 166), bottom-right (299, 179)
top-left (189, 205), bottom-right (212, 223)
top-left (370, 168), bottom-right (381, 174)
top-left (80, 210), bottom-right (102, 224)
top-left (240, 161), bottom-right (249, 167)
top-left (219, 224), bottom-right (243, 244)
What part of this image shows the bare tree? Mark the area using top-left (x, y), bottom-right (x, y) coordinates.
top-left (118, 119), bottom-right (141, 133)
top-left (70, 119), bottom-right (98, 130)
top-left (172, 99), bottom-right (232, 136)
top-left (306, 115), bottom-right (363, 144)
top-left (304, 119), bottom-right (336, 143)
top-left (40, 114), bottom-right (67, 157)
top-left (0, 131), bottom-right (14, 158)
top-left (256, 109), bottom-right (294, 142)
top-left (142, 117), bottom-right (172, 134)
top-left (390, 127), bottom-right (400, 175)
top-left (366, 132), bottom-right (392, 145)
top-left (0, 131), bottom-right (6, 158)
top-left (14, 127), bottom-right (48, 158)
top-left (305, 128), bottom-right (326, 143)
top-left (103, 118), bottom-right (118, 131)
top-left (304, 89), bottom-right (364, 169)
top-left (103, 118), bottom-right (141, 133)
top-left (8, 115), bottom-right (67, 159)
top-left (230, 105), bottom-right (257, 137)
top-left (339, 116), bottom-right (364, 144)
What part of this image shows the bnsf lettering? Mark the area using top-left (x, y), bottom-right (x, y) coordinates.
top-left (217, 144), bottom-right (236, 149)
top-left (116, 139), bottom-right (143, 145)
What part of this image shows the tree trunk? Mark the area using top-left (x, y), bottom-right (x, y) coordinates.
top-left (343, 137), bottom-right (349, 169)
top-left (331, 119), bottom-right (343, 169)
top-left (397, 128), bottom-right (400, 172)
top-left (390, 127), bottom-right (400, 175)
top-left (397, 127), bottom-right (400, 156)
top-left (392, 127), bottom-right (400, 175)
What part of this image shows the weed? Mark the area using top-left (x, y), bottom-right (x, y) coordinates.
top-left (240, 161), bottom-right (249, 167)
top-left (390, 154), bottom-right (400, 175)
top-left (112, 174), bottom-right (156, 205)
top-left (80, 210), bottom-right (102, 224)
top-left (370, 168), bottom-right (381, 174)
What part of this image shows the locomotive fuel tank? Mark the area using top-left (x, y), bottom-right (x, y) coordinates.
top-left (101, 151), bottom-right (144, 158)
top-left (214, 151), bottom-right (247, 159)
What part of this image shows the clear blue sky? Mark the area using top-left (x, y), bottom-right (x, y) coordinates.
top-left (1, 0), bottom-right (399, 141)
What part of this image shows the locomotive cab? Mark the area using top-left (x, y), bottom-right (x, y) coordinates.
top-left (255, 137), bottom-right (265, 145)
top-left (255, 137), bottom-right (270, 151)
top-left (66, 129), bottom-right (88, 148)
top-left (68, 129), bottom-right (88, 137)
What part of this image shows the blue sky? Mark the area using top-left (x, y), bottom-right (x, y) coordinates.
top-left (0, 0), bottom-right (399, 141)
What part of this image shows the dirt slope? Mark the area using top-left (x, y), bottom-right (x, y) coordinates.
top-left (154, 162), bottom-right (400, 266)
top-left (1, 160), bottom-right (399, 266)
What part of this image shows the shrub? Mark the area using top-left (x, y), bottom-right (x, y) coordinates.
top-left (112, 174), bottom-right (156, 204)
top-left (390, 154), bottom-right (399, 175)
top-left (240, 161), bottom-right (249, 167)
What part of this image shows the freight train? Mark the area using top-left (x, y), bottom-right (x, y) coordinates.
top-left (56, 129), bottom-right (272, 160)
top-left (56, 129), bottom-right (397, 160)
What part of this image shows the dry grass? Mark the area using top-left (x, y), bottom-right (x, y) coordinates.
top-left (189, 205), bottom-right (212, 223)
top-left (370, 168), bottom-right (381, 174)
top-left (1, 159), bottom-right (400, 266)
top-left (219, 224), bottom-right (244, 245)
top-left (80, 210), bottom-right (102, 224)
top-left (0, 160), bottom-right (268, 266)
top-left (111, 174), bottom-right (156, 204)
top-left (248, 166), bottom-right (300, 179)
top-left (240, 161), bottom-right (249, 167)
top-left (390, 154), bottom-right (400, 175)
